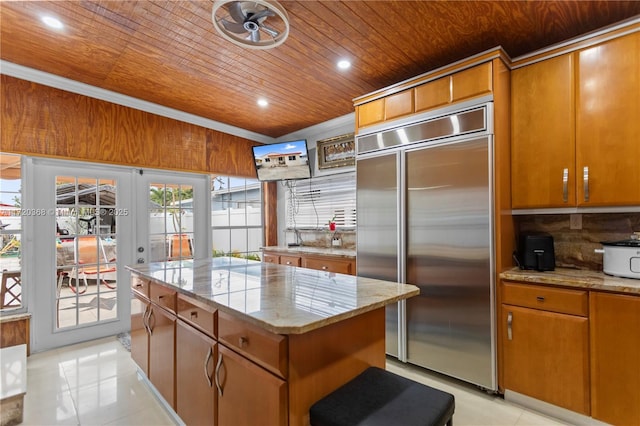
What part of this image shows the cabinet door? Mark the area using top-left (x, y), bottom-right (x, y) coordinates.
top-left (590, 292), bottom-right (640, 425)
top-left (511, 54), bottom-right (575, 208)
top-left (176, 320), bottom-right (217, 426)
top-left (451, 62), bottom-right (492, 102)
top-left (357, 99), bottom-right (385, 128)
top-left (217, 345), bottom-right (287, 426)
top-left (415, 76), bottom-right (450, 113)
top-left (130, 292), bottom-right (149, 376)
top-left (384, 89), bottom-right (413, 120)
top-left (501, 305), bottom-right (590, 414)
top-left (148, 305), bottom-right (176, 408)
top-left (576, 32), bottom-right (640, 206)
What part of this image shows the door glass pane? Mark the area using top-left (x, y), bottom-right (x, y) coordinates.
top-left (55, 176), bottom-right (118, 329)
top-left (149, 183), bottom-right (194, 261)
top-left (0, 153), bottom-right (23, 311)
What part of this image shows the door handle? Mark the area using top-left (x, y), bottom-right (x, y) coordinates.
top-left (215, 352), bottom-right (224, 396)
top-left (507, 311), bottom-right (513, 341)
top-left (147, 308), bottom-right (154, 335)
top-left (583, 166), bottom-right (589, 202)
top-left (562, 168), bottom-right (568, 203)
top-left (204, 347), bottom-right (213, 388)
top-left (143, 304), bottom-right (152, 335)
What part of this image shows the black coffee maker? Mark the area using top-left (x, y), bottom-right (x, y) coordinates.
top-left (516, 232), bottom-right (556, 271)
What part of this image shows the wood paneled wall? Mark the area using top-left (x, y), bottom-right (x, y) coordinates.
top-left (0, 75), bottom-right (260, 178)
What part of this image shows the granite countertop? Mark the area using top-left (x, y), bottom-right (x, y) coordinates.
top-left (500, 267), bottom-right (640, 295)
top-left (262, 246), bottom-right (356, 259)
top-left (126, 257), bottom-right (418, 335)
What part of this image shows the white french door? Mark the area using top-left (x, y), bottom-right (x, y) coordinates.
top-left (25, 159), bottom-right (210, 352)
top-left (134, 170), bottom-right (211, 265)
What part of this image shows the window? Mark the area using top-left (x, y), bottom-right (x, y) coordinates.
top-left (211, 176), bottom-right (262, 261)
top-left (285, 172), bottom-right (356, 229)
top-left (0, 153), bottom-right (22, 311)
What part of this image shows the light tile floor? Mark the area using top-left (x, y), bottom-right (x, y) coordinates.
top-left (23, 336), bottom-right (568, 425)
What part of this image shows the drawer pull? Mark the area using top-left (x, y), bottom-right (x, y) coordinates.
top-left (239, 336), bottom-right (248, 348)
top-left (204, 347), bottom-right (213, 388)
top-left (507, 311), bottom-right (513, 341)
top-left (158, 295), bottom-right (165, 299)
top-left (286, 261), bottom-right (291, 265)
top-left (536, 296), bottom-right (545, 302)
top-left (190, 311), bottom-right (198, 319)
top-left (215, 353), bottom-right (224, 396)
top-left (322, 266), bottom-right (328, 270)
top-left (135, 283), bottom-right (143, 288)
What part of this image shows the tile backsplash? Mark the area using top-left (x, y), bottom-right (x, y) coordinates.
top-left (515, 213), bottom-right (640, 271)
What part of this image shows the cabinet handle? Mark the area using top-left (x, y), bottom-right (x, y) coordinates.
top-left (322, 266), bottom-right (328, 270)
top-left (147, 308), bottom-right (154, 335)
top-left (143, 305), bottom-right (152, 335)
top-left (215, 353), bottom-right (224, 397)
top-left (204, 347), bottom-right (213, 388)
top-left (536, 296), bottom-right (545, 302)
top-left (583, 166), bottom-right (589, 202)
top-left (562, 168), bottom-right (568, 203)
top-left (286, 261), bottom-right (291, 265)
top-left (190, 311), bottom-right (198, 319)
top-left (507, 311), bottom-right (513, 341)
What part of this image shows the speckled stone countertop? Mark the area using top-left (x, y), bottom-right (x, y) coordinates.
top-left (500, 267), bottom-right (640, 295)
top-left (126, 257), bottom-right (418, 335)
top-left (262, 246), bottom-right (356, 259)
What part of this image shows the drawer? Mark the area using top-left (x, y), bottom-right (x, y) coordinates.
top-left (263, 253), bottom-right (279, 264)
top-left (177, 294), bottom-right (217, 338)
top-left (303, 257), bottom-right (353, 275)
top-left (218, 311), bottom-right (288, 379)
top-left (149, 282), bottom-right (177, 313)
top-left (280, 255), bottom-right (301, 267)
top-left (502, 281), bottom-right (588, 316)
top-left (131, 276), bottom-right (150, 298)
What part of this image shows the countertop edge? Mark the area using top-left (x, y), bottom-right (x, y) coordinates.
top-left (499, 267), bottom-right (640, 295)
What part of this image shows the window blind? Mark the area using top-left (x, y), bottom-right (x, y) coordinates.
top-left (285, 172), bottom-right (356, 229)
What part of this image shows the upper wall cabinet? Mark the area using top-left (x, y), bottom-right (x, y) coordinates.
top-left (512, 31), bottom-right (640, 209)
top-left (355, 62), bottom-right (493, 132)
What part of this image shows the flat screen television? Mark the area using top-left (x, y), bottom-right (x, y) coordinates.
top-left (252, 139), bottom-right (312, 181)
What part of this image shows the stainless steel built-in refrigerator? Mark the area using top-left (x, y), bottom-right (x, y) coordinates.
top-left (356, 104), bottom-right (496, 391)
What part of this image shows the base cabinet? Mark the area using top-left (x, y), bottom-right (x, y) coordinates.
top-left (131, 292), bottom-right (149, 376)
top-left (217, 344), bottom-right (288, 426)
top-left (262, 250), bottom-right (355, 275)
top-left (176, 320), bottom-right (217, 426)
top-left (590, 292), bottom-right (640, 425)
top-left (501, 305), bottom-right (590, 414)
top-left (148, 304), bottom-right (176, 408)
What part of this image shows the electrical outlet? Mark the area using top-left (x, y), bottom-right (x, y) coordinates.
top-left (570, 213), bottom-right (582, 230)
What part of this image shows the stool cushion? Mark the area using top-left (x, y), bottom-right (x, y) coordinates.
top-left (310, 367), bottom-right (455, 426)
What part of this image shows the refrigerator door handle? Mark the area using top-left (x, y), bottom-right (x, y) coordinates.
top-left (507, 311), bottom-right (513, 341)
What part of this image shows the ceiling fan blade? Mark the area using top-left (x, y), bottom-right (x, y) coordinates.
top-left (249, 9), bottom-right (274, 21)
top-left (228, 1), bottom-right (246, 23)
top-left (220, 18), bottom-right (247, 34)
top-left (249, 29), bottom-right (261, 43)
top-left (259, 24), bottom-right (279, 38)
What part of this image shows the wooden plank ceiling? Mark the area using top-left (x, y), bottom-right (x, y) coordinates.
top-left (1, 1), bottom-right (639, 138)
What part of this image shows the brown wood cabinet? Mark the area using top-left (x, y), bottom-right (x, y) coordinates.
top-left (217, 344), bottom-right (288, 426)
top-left (511, 31), bottom-right (640, 208)
top-left (501, 281), bottom-right (590, 415)
top-left (590, 291), bottom-right (640, 426)
top-left (176, 320), bottom-right (217, 426)
top-left (355, 61), bottom-right (495, 133)
top-left (262, 250), bottom-right (355, 275)
top-left (130, 280), bottom-right (176, 408)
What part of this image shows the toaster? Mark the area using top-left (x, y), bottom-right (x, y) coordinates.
top-left (517, 232), bottom-right (556, 271)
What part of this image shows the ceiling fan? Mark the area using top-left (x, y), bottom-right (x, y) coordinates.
top-left (212, 1), bottom-right (290, 49)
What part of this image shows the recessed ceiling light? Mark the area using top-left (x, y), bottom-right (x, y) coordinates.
top-left (42, 16), bottom-right (64, 29)
top-left (337, 60), bottom-right (351, 70)
top-left (257, 98), bottom-right (269, 107)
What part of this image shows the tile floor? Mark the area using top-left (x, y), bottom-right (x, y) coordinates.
top-left (22, 336), bottom-right (568, 425)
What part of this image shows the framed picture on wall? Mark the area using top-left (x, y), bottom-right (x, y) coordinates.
top-left (317, 133), bottom-right (355, 170)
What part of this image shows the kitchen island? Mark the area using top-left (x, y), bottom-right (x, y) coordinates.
top-left (127, 257), bottom-right (419, 426)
